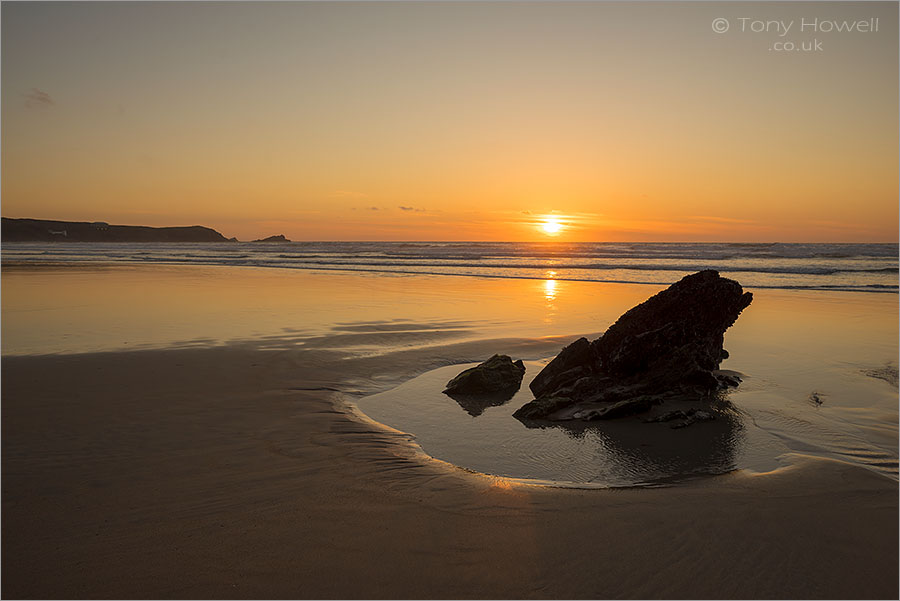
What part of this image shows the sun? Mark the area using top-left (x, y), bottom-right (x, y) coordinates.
top-left (540, 217), bottom-right (563, 236)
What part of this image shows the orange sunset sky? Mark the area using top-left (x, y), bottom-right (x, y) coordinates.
top-left (2, 1), bottom-right (897, 242)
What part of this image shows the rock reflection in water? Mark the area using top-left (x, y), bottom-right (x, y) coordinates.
top-left (444, 388), bottom-right (519, 417)
top-left (517, 398), bottom-right (745, 484)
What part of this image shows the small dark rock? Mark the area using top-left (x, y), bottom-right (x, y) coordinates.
top-left (512, 396), bottom-right (572, 420)
top-left (643, 408), bottom-right (696, 423)
top-left (444, 355), bottom-right (525, 395)
top-left (670, 410), bottom-right (716, 429)
top-left (716, 373), bottom-right (742, 388)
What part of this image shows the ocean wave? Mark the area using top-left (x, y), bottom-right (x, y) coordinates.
top-left (258, 263), bottom-right (900, 292)
top-left (3, 241), bottom-right (897, 293)
top-left (83, 259), bottom-right (894, 293)
top-left (235, 257), bottom-right (900, 276)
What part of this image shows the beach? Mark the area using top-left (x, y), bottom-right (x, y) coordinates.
top-left (4, 0), bottom-right (898, 597)
top-left (2, 262), bottom-right (898, 599)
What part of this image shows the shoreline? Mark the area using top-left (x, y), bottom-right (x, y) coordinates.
top-left (345, 364), bottom-right (898, 492)
top-left (3, 255), bottom-right (898, 295)
top-left (3, 337), bottom-right (897, 599)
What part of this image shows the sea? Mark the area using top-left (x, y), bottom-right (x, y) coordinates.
top-left (3, 241), bottom-right (898, 293)
top-left (4, 240), bottom-right (898, 485)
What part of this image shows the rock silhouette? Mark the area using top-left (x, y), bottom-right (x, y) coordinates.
top-left (515, 270), bottom-right (752, 422)
top-left (252, 234), bottom-right (291, 242)
top-left (1, 217), bottom-right (231, 242)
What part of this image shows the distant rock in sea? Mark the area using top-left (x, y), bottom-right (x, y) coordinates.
top-left (252, 234), bottom-right (291, 243)
top-left (514, 270), bottom-right (753, 422)
top-left (444, 354), bottom-right (526, 396)
top-left (1, 218), bottom-right (231, 243)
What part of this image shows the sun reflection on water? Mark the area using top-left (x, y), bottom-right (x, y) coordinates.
top-left (542, 272), bottom-right (559, 325)
top-left (544, 279), bottom-right (557, 302)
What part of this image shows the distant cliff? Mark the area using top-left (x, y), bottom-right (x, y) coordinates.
top-left (1, 218), bottom-right (233, 242)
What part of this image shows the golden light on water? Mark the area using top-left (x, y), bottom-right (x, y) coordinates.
top-left (544, 279), bottom-right (557, 301)
top-left (544, 272), bottom-right (558, 302)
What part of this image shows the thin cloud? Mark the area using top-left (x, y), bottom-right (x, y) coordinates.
top-left (398, 206), bottom-right (426, 212)
top-left (688, 215), bottom-right (756, 225)
top-left (24, 88), bottom-right (54, 109)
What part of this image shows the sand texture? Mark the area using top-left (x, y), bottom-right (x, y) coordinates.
top-left (2, 337), bottom-right (897, 599)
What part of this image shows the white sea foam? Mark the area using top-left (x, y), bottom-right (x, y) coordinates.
top-left (4, 241), bottom-right (897, 292)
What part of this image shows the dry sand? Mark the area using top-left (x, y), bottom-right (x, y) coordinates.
top-left (2, 336), bottom-right (897, 599)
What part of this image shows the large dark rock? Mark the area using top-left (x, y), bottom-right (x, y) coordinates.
top-left (515, 270), bottom-right (752, 421)
top-left (591, 270), bottom-right (752, 378)
top-left (444, 355), bottom-right (526, 396)
top-left (529, 337), bottom-right (593, 398)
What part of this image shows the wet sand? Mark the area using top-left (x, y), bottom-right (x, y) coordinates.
top-left (3, 336), bottom-right (897, 599)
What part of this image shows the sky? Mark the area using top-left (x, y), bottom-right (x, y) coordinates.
top-left (2, 1), bottom-right (897, 242)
